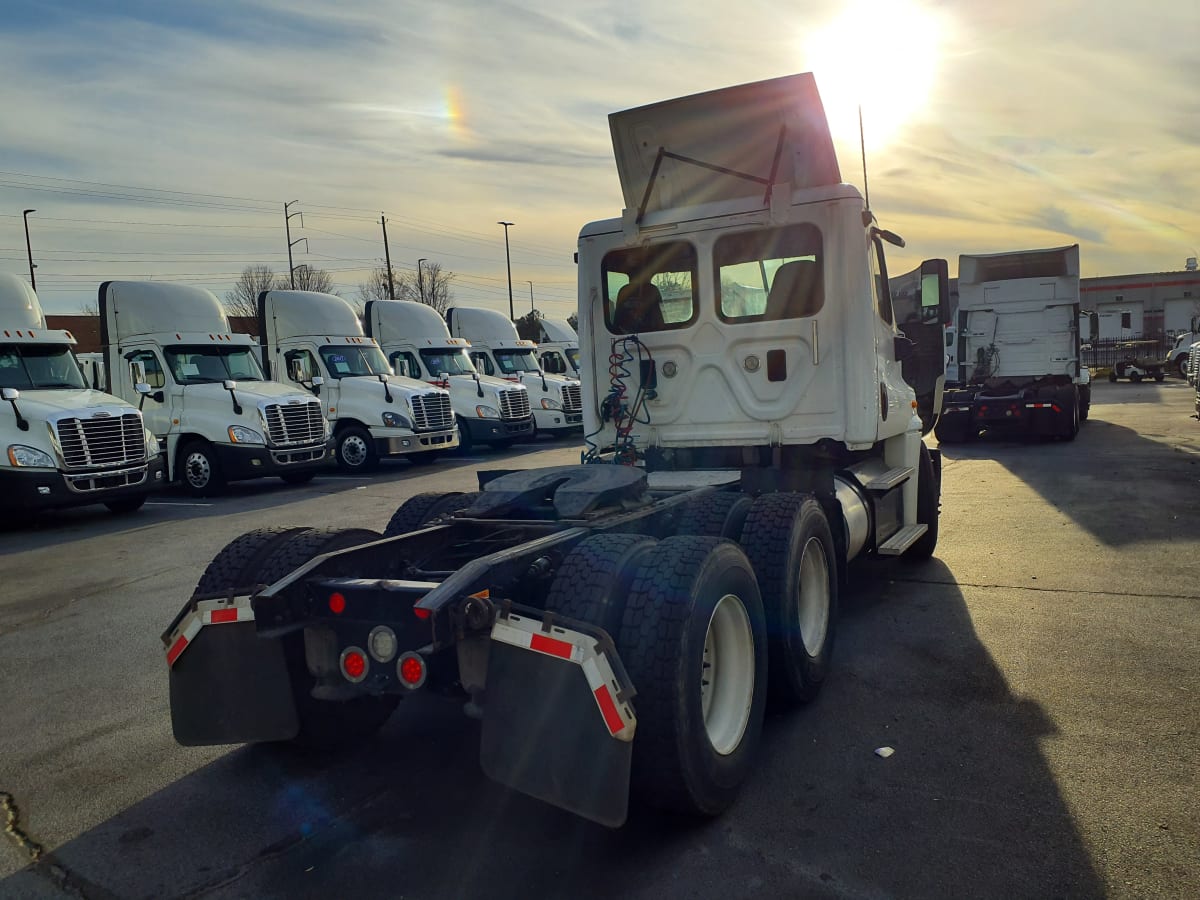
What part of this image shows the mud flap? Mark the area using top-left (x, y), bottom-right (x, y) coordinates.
top-left (169, 620), bottom-right (299, 746)
top-left (480, 613), bottom-right (635, 828)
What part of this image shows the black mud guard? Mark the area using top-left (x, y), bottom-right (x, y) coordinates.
top-left (480, 609), bottom-right (635, 827)
top-left (168, 618), bottom-right (299, 746)
top-left (471, 464), bottom-right (647, 518)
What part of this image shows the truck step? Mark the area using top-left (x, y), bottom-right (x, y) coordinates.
top-left (862, 466), bottom-right (914, 491)
top-left (877, 524), bottom-right (929, 556)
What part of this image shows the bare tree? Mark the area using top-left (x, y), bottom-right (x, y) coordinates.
top-left (514, 308), bottom-right (544, 341)
top-left (282, 265), bottom-right (337, 295)
top-left (78, 299), bottom-right (98, 315)
top-left (225, 264), bottom-right (277, 317)
top-left (357, 265), bottom-right (416, 306)
top-left (414, 260), bottom-right (455, 315)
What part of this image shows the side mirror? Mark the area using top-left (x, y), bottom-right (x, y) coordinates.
top-left (223, 379), bottom-right (238, 391)
top-left (135, 382), bottom-right (152, 395)
top-left (378, 373), bottom-right (389, 383)
top-left (919, 258), bottom-right (951, 325)
top-left (1088, 313), bottom-right (1099, 342)
top-left (1, 387), bottom-right (19, 402)
top-left (130, 360), bottom-right (147, 385)
top-left (311, 375), bottom-right (324, 387)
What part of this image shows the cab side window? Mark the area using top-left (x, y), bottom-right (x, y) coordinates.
top-left (471, 352), bottom-right (495, 376)
top-left (283, 349), bottom-right (319, 383)
top-left (541, 351), bottom-right (564, 374)
top-left (126, 350), bottom-right (165, 389)
top-left (390, 351), bottom-right (421, 380)
top-left (869, 238), bottom-right (894, 327)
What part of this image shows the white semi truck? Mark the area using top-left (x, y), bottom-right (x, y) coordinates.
top-left (935, 246), bottom-right (1090, 442)
top-left (363, 299), bottom-right (533, 450)
top-left (257, 290), bottom-right (458, 470)
top-left (446, 306), bottom-right (583, 438)
top-left (163, 73), bottom-right (948, 828)
top-left (0, 274), bottom-right (165, 515)
top-left (534, 317), bottom-right (581, 377)
top-left (99, 281), bottom-right (332, 496)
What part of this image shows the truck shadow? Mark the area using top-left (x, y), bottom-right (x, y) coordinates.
top-left (0, 560), bottom-right (1102, 900)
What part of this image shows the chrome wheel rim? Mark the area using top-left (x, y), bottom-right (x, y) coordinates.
top-left (701, 592), bottom-right (756, 756)
top-left (797, 537), bottom-right (830, 657)
top-left (184, 452), bottom-right (211, 489)
top-left (341, 434), bottom-right (369, 467)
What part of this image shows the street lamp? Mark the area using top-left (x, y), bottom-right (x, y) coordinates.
top-left (527, 280), bottom-right (534, 314)
top-left (498, 221), bottom-right (514, 321)
top-left (417, 258), bottom-right (427, 303)
top-left (22, 209), bottom-right (36, 291)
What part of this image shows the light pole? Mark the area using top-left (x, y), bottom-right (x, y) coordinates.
top-left (526, 280), bottom-right (534, 314)
top-left (498, 221), bottom-right (514, 321)
top-left (417, 258), bottom-right (427, 303)
top-left (22, 209), bottom-right (36, 290)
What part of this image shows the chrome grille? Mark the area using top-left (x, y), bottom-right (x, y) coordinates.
top-left (264, 401), bottom-right (325, 447)
top-left (55, 413), bottom-right (146, 469)
top-left (498, 388), bottom-right (531, 421)
top-left (561, 383), bottom-right (582, 414)
top-left (411, 392), bottom-right (454, 431)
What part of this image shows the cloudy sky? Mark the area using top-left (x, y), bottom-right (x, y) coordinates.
top-left (1, 0), bottom-right (1196, 317)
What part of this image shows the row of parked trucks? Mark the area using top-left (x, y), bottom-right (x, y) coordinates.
top-left (0, 274), bottom-right (583, 513)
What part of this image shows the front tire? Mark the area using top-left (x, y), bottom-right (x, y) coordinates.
top-left (619, 536), bottom-right (767, 816)
top-left (740, 493), bottom-right (838, 705)
top-left (178, 439), bottom-right (225, 497)
top-left (280, 471), bottom-right (316, 485)
top-left (104, 495), bottom-right (148, 514)
top-left (335, 425), bottom-right (378, 472)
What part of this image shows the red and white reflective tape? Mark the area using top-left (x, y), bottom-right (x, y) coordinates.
top-left (490, 613), bottom-right (637, 742)
top-left (164, 595), bottom-right (255, 668)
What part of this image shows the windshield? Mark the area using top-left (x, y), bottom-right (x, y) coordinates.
top-left (0, 343), bottom-right (87, 390)
top-left (493, 349), bottom-right (541, 374)
top-left (319, 345), bottom-right (392, 379)
top-left (164, 345), bottom-right (265, 385)
top-left (565, 348), bottom-right (580, 372)
top-left (420, 348), bottom-right (475, 377)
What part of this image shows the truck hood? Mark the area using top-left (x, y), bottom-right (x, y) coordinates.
top-left (336, 374), bottom-right (449, 403)
top-left (435, 372), bottom-right (527, 397)
top-left (608, 72), bottom-right (840, 215)
top-left (3, 388), bottom-right (137, 420)
top-left (183, 380), bottom-right (316, 406)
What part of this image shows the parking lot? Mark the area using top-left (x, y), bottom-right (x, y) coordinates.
top-left (1, 380), bottom-right (1198, 899)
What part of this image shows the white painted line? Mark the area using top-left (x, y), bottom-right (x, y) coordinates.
top-left (146, 500), bottom-right (214, 507)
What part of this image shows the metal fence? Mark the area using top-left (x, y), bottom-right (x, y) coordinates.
top-left (1083, 337), bottom-right (1170, 369)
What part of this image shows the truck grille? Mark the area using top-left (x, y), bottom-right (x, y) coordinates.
top-left (55, 413), bottom-right (146, 469)
top-left (499, 388), bottom-right (531, 421)
top-left (561, 383), bottom-right (582, 414)
top-left (411, 392), bottom-right (454, 431)
top-left (264, 401), bottom-right (325, 447)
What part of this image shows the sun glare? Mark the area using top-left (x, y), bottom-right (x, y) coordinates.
top-left (802, 0), bottom-right (946, 151)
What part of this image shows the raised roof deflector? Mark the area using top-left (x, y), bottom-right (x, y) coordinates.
top-left (608, 73), bottom-right (841, 218)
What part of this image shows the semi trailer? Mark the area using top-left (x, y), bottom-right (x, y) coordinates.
top-left (935, 246), bottom-right (1090, 442)
top-left (164, 73), bottom-right (949, 827)
top-left (0, 274), bottom-right (165, 514)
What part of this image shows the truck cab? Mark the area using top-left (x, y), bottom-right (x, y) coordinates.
top-left (258, 290), bottom-right (458, 470)
top-left (100, 281), bottom-right (332, 496)
top-left (364, 300), bottom-right (533, 450)
top-left (0, 274), bottom-right (165, 514)
top-left (446, 306), bottom-right (583, 438)
top-left (534, 318), bottom-right (581, 377)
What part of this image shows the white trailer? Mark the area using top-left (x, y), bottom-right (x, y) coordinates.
top-left (364, 299), bottom-right (533, 450)
top-left (446, 306), bottom-right (583, 438)
top-left (100, 281), bottom-right (332, 495)
top-left (0, 275), bottom-right (165, 515)
top-left (257, 290), bottom-right (458, 470)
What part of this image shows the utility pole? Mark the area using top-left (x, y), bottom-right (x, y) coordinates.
top-left (418, 258), bottom-right (427, 303)
top-left (527, 280), bottom-right (534, 314)
top-left (284, 201), bottom-right (307, 289)
top-left (380, 214), bottom-right (396, 300)
top-left (498, 221), bottom-right (515, 321)
top-left (22, 209), bottom-right (36, 290)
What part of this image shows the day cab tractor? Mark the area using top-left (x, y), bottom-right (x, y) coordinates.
top-left (162, 73), bottom-right (950, 827)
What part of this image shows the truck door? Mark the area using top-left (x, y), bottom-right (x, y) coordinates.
top-left (892, 258), bottom-right (950, 430)
top-left (125, 349), bottom-right (171, 439)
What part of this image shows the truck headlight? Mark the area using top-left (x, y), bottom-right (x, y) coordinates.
top-left (144, 427), bottom-right (159, 457)
top-left (227, 425), bottom-right (264, 445)
top-left (7, 445), bottom-right (55, 468)
top-left (475, 405), bottom-right (500, 419)
top-left (540, 398), bottom-right (562, 410)
top-left (382, 411), bottom-right (412, 429)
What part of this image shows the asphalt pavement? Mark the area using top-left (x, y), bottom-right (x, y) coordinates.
top-left (1, 382), bottom-right (1197, 899)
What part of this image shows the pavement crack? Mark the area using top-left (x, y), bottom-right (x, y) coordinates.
top-left (1, 789), bottom-right (117, 900)
top-left (888, 576), bottom-right (1199, 601)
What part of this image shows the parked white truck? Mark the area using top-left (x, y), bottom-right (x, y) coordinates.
top-left (446, 306), bottom-right (583, 438)
top-left (99, 281), bottom-right (332, 496)
top-left (935, 246), bottom-right (1090, 442)
top-left (363, 299), bottom-right (533, 450)
top-left (534, 317), bottom-right (581, 377)
top-left (257, 290), bottom-right (457, 470)
top-left (163, 73), bottom-right (949, 828)
top-left (0, 275), bottom-right (165, 515)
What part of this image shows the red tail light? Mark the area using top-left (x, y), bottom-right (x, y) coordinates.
top-left (413, 606), bottom-right (431, 620)
top-left (340, 647), bottom-right (368, 683)
top-left (329, 592), bottom-right (346, 615)
top-left (397, 652), bottom-right (427, 689)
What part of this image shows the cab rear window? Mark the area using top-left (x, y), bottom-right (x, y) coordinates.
top-left (602, 242), bottom-right (697, 334)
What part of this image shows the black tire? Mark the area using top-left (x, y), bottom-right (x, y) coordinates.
top-left (455, 417), bottom-right (474, 453)
top-left (104, 495), bottom-right (147, 515)
top-left (335, 424), bottom-right (379, 472)
top-left (257, 528), bottom-right (397, 750)
top-left (280, 471), bottom-right (316, 485)
top-left (1062, 389), bottom-right (1080, 441)
top-left (1178, 357), bottom-right (1189, 379)
top-left (934, 414), bottom-right (969, 444)
top-left (619, 536), bottom-right (768, 816)
top-left (1107, 371), bottom-right (1118, 383)
top-left (178, 439), bottom-right (225, 497)
top-left (382, 491), bottom-right (480, 537)
top-left (674, 492), bottom-right (753, 540)
top-left (1080, 386), bottom-right (1091, 422)
top-left (408, 452), bottom-right (439, 466)
top-left (740, 493), bottom-right (838, 705)
top-left (1154, 372), bottom-right (1166, 383)
top-left (544, 534), bottom-right (658, 636)
top-left (1130, 373), bottom-right (1143, 383)
top-left (193, 526), bottom-right (312, 598)
top-left (906, 445), bottom-right (940, 560)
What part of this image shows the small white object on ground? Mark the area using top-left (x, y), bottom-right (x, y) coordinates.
top-left (875, 746), bottom-right (895, 758)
